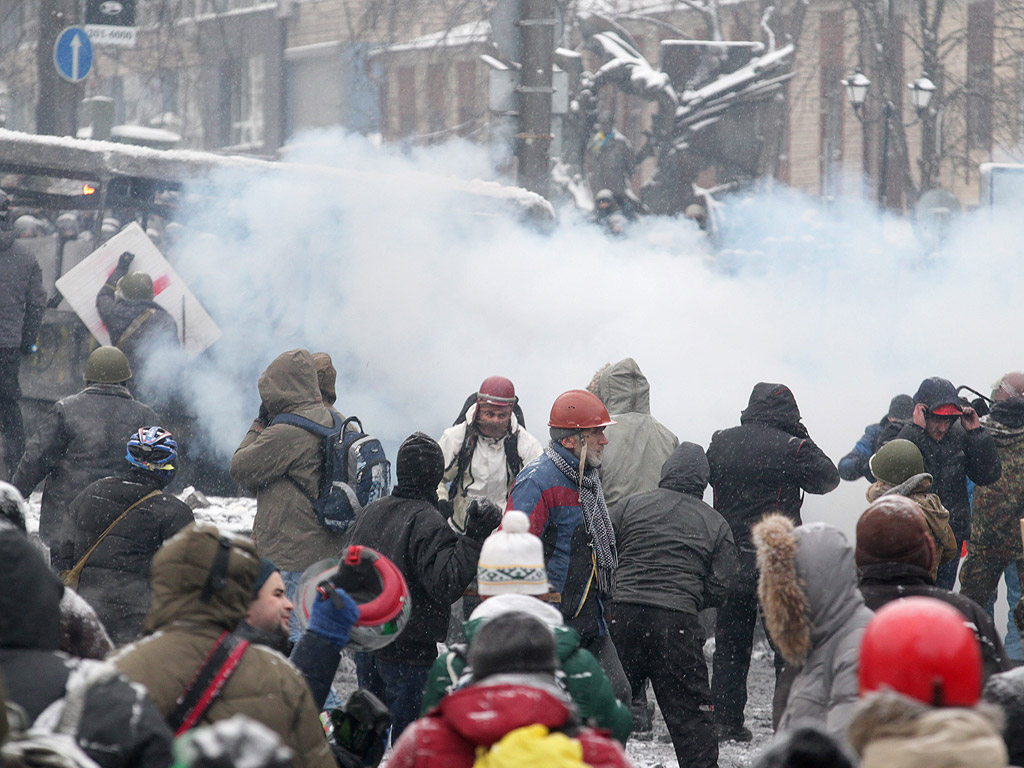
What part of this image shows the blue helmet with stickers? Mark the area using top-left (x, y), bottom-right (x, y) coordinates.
top-left (126, 426), bottom-right (178, 480)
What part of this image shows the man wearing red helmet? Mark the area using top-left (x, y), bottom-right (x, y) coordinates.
top-left (506, 388), bottom-right (631, 707)
top-left (847, 597), bottom-right (1009, 768)
top-left (438, 376), bottom-right (542, 535)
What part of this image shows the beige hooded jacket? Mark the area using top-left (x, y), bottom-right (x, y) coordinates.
top-left (230, 349), bottom-right (345, 570)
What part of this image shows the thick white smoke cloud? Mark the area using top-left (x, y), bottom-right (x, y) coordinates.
top-left (167, 127), bottom-right (1024, 537)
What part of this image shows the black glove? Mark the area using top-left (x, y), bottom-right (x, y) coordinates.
top-left (464, 497), bottom-right (502, 541)
top-left (257, 402), bottom-right (270, 426)
top-left (117, 251), bottom-right (134, 271)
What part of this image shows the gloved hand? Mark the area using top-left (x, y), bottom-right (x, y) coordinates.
top-left (117, 251), bottom-right (134, 271)
top-left (464, 497), bottom-right (502, 541)
top-left (257, 403), bottom-right (270, 425)
top-left (308, 582), bottom-right (360, 648)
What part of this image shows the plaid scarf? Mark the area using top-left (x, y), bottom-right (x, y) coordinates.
top-left (544, 444), bottom-right (617, 595)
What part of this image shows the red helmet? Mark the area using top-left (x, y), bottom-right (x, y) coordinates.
top-left (478, 376), bottom-right (516, 406)
top-left (859, 596), bottom-right (981, 706)
top-left (548, 389), bottom-right (616, 429)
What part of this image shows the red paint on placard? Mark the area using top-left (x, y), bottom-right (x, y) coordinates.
top-left (153, 275), bottom-right (171, 295)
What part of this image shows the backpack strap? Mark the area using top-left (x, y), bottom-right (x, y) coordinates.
top-left (116, 307), bottom-right (157, 348)
top-left (168, 631), bottom-right (250, 735)
top-left (270, 411), bottom-right (344, 438)
top-left (271, 412), bottom-right (346, 501)
top-left (61, 490), bottom-right (162, 588)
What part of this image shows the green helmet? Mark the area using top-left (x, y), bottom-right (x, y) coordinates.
top-left (116, 272), bottom-right (154, 301)
top-left (869, 439), bottom-right (925, 485)
top-left (84, 346), bottom-right (132, 383)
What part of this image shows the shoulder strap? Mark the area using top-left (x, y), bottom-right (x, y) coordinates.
top-left (274, 412), bottom-right (350, 497)
top-left (271, 411), bottom-right (344, 437)
top-left (63, 489), bottom-right (161, 584)
top-left (168, 631), bottom-right (250, 735)
top-left (116, 307), bottom-right (157, 348)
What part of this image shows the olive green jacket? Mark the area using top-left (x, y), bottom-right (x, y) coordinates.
top-left (113, 524), bottom-right (335, 768)
top-left (230, 349), bottom-right (345, 570)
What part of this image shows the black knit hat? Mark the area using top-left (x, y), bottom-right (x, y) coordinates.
top-left (468, 612), bottom-right (558, 681)
top-left (888, 394), bottom-right (914, 420)
top-left (393, 432), bottom-right (444, 500)
top-left (253, 557), bottom-right (279, 597)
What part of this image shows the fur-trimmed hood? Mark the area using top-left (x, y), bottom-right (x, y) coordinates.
top-left (848, 691), bottom-right (1007, 768)
top-left (753, 514), bottom-right (865, 665)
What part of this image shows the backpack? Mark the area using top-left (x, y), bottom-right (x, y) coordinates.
top-left (272, 412), bottom-right (391, 534)
top-left (1, 661), bottom-right (116, 768)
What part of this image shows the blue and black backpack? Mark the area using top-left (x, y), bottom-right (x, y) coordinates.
top-left (271, 413), bottom-right (391, 534)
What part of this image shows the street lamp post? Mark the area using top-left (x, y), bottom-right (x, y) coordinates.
top-left (841, 70), bottom-right (935, 210)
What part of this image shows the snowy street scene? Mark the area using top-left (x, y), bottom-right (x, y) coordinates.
top-left (3, 0), bottom-right (1024, 766)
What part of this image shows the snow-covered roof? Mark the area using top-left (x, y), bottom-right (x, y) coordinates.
top-left (0, 128), bottom-right (553, 220)
top-left (372, 20), bottom-right (491, 55)
top-left (110, 125), bottom-right (183, 146)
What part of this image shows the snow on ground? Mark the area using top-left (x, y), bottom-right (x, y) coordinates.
top-left (25, 489), bottom-right (776, 766)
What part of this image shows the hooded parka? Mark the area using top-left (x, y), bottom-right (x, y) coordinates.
top-left (0, 522), bottom-right (174, 767)
top-left (230, 349), bottom-right (344, 570)
top-left (707, 383), bottom-right (839, 550)
top-left (610, 441), bottom-right (736, 614)
top-left (753, 514), bottom-right (873, 733)
top-left (888, 419), bottom-right (1001, 543)
top-left (13, 383), bottom-right (159, 544)
top-left (847, 691), bottom-right (1008, 768)
top-left (112, 523), bottom-right (335, 768)
top-left (592, 358), bottom-right (679, 507)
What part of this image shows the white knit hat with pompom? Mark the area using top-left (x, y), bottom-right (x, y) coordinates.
top-left (476, 510), bottom-right (551, 595)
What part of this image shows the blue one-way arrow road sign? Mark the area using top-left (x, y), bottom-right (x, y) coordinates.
top-left (54, 27), bottom-right (93, 83)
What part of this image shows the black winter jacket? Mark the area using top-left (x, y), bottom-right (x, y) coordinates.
top-left (857, 561), bottom-right (1010, 680)
top-left (610, 442), bottom-right (737, 614)
top-left (0, 241), bottom-right (46, 350)
top-left (12, 384), bottom-right (159, 544)
top-left (96, 261), bottom-right (179, 375)
top-left (53, 469), bottom-right (194, 645)
top-left (891, 422), bottom-right (1001, 541)
top-left (342, 494), bottom-right (483, 666)
top-left (706, 383), bottom-right (840, 549)
top-left (0, 524), bottom-right (173, 767)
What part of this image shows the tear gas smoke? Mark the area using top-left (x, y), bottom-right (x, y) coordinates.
top-left (163, 127), bottom-right (1023, 537)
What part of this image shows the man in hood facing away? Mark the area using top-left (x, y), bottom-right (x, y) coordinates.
top-left (231, 349), bottom-right (344, 637)
top-left (753, 514), bottom-right (873, 733)
top-left (706, 382), bottom-right (839, 741)
top-left (588, 358), bottom-right (678, 508)
top-left (610, 441), bottom-right (737, 767)
top-left (0, 520), bottom-right (174, 767)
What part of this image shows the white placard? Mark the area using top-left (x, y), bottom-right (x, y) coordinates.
top-left (55, 222), bottom-right (221, 355)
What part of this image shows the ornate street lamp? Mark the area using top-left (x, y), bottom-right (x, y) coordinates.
top-left (908, 75), bottom-right (936, 112)
top-left (841, 71), bottom-right (871, 111)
